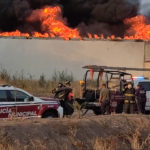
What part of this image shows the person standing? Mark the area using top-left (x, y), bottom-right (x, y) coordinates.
top-left (99, 83), bottom-right (110, 115)
top-left (123, 83), bottom-right (135, 114)
top-left (135, 83), bottom-right (146, 114)
top-left (123, 83), bottom-right (128, 94)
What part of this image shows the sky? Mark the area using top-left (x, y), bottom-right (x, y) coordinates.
top-left (140, 0), bottom-right (150, 16)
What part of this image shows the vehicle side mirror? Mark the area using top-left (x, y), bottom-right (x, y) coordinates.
top-left (25, 96), bottom-right (34, 102)
top-left (29, 96), bottom-right (34, 102)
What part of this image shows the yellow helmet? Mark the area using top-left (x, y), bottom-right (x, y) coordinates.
top-left (79, 80), bottom-right (85, 85)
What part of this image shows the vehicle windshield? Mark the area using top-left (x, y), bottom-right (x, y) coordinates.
top-left (139, 82), bottom-right (150, 91)
top-left (86, 72), bottom-right (100, 90)
top-left (108, 74), bottom-right (132, 91)
top-left (107, 74), bottom-right (120, 91)
top-left (86, 71), bottom-right (132, 91)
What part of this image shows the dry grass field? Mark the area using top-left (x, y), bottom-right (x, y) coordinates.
top-left (0, 115), bottom-right (150, 150)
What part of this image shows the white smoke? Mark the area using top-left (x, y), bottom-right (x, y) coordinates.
top-left (140, 0), bottom-right (150, 16)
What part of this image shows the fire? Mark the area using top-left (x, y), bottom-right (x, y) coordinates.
top-left (39, 6), bottom-right (81, 40)
top-left (0, 30), bottom-right (29, 37)
top-left (0, 6), bottom-right (81, 40)
top-left (33, 32), bottom-right (49, 38)
top-left (44, 8), bottom-right (48, 13)
top-left (86, 15), bottom-right (150, 41)
top-left (124, 15), bottom-right (150, 41)
top-left (0, 6), bottom-right (150, 41)
top-left (88, 33), bottom-right (92, 39)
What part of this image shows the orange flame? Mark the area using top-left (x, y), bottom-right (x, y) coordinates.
top-left (86, 16), bottom-right (150, 41)
top-left (124, 15), bottom-right (150, 41)
top-left (0, 6), bottom-right (150, 41)
top-left (28, 6), bottom-right (81, 40)
top-left (33, 32), bottom-right (49, 38)
top-left (0, 30), bottom-right (29, 37)
top-left (0, 6), bottom-right (81, 40)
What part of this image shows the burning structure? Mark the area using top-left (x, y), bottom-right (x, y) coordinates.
top-left (0, 0), bottom-right (149, 40)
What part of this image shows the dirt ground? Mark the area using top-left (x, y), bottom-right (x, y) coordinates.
top-left (1, 114), bottom-right (150, 150)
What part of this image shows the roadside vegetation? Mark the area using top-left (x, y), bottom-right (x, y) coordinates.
top-left (0, 115), bottom-right (150, 150)
top-left (0, 68), bottom-right (80, 97)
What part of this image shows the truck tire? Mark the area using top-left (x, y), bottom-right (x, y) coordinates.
top-left (93, 107), bottom-right (101, 115)
top-left (42, 109), bottom-right (58, 118)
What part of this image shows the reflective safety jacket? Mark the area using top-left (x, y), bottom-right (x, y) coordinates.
top-left (124, 88), bottom-right (135, 103)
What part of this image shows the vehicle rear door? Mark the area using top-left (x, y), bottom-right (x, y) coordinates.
top-left (0, 90), bottom-right (16, 118)
top-left (8, 90), bottom-right (40, 117)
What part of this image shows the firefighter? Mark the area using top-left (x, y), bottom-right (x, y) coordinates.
top-left (64, 81), bottom-right (74, 116)
top-left (123, 83), bottom-right (128, 94)
top-left (65, 81), bottom-right (71, 88)
top-left (121, 79), bottom-right (127, 92)
top-left (99, 83), bottom-right (110, 115)
top-left (123, 83), bottom-right (135, 114)
top-left (64, 81), bottom-right (73, 101)
top-left (135, 83), bottom-right (146, 114)
top-left (53, 82), bottom-right (74, 116)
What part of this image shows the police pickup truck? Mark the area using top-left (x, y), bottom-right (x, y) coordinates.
top-left (0, 85), bottom-right (63, 118)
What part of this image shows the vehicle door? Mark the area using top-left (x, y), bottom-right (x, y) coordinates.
top-left (110, 91), bottom-right (124, 113)
top-left (0, 90), bottom-right (16, 118)
top-left (139, 82), bottom-right (150, 111)
top-left (108, 78), bottom-right (124, 113)
top-left (8, 90), bottom-right (40, 117)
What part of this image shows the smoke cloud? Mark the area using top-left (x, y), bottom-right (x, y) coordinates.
top-left (0, 0), bottom-right (140, 36)
top-left (140, 0), bottom-right (150, 18)
top-left (61, 0), bottom-right (140, 36)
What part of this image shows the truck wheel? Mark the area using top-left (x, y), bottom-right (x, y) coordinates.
top-left (42, 109), bottom-right (58, 118)
top-left (93, 107), bottom-right (101, 115)
top-left (145, 111), bottom-right (150, 114)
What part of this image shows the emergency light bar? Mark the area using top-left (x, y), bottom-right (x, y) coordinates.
top-left (132, 76), bottom-right (144, 80)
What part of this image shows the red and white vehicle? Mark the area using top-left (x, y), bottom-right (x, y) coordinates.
top-left (0, 85), bottom-right (63, 119)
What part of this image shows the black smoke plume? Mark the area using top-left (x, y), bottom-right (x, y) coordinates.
top-left (0, 0), bottom-right (140, 37)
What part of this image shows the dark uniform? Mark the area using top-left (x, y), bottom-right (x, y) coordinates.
top-left (123, 84), bottom-right (128, 94)
top-left (123, 88), bottom-right (135, 113)
top-left (135, 86), bottom-right (146, 114)
top-left (100, 87), bottom-right (110, 114)
top-left (54, 83), bottom-right (74, 116)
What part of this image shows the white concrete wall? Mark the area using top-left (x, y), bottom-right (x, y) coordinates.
top-left (0, 38), bottom-right (145, 79)
top-left (145, 42), bottom-right (150, 62)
